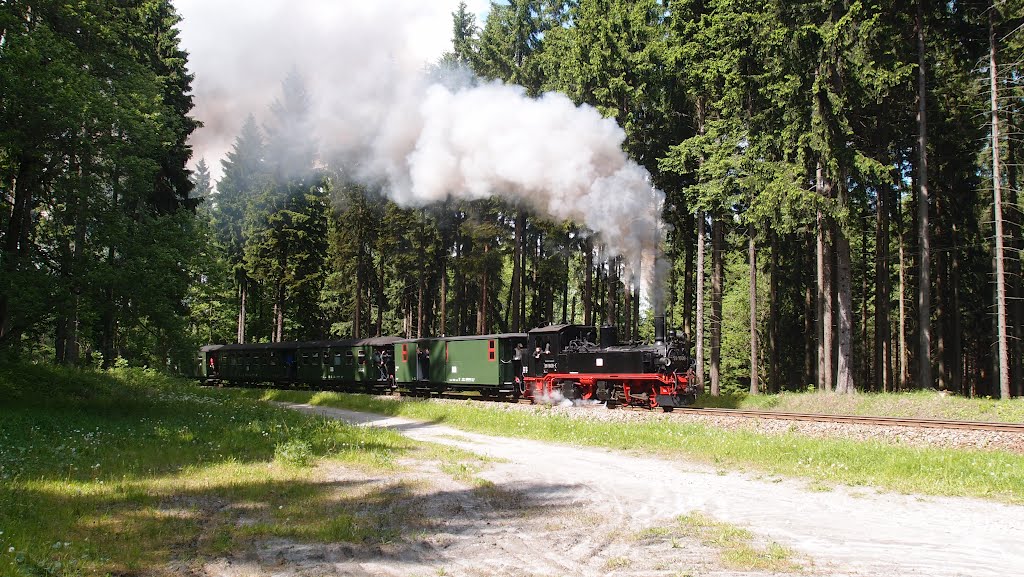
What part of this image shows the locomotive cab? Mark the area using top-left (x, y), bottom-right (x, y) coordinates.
top-left (525, 324), bottom-right (597, 377)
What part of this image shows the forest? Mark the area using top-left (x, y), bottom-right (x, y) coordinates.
top-left (1, 0), bottom-right (1023, 398)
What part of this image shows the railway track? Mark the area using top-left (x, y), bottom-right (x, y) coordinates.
top-left (423, 391), bottom-right (1024, 433)
top-left (671, 407), bottom-right (1024, 433)
top-left (287, 387), bottom-right (1024, 434)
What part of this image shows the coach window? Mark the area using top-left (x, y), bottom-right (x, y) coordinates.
top-left (488, 340), bottom-right (496, 361)
top-left (334, 353), bottom-right (342, 366)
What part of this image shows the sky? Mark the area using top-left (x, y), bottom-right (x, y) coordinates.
top-left (173, 0), bottom-right (492, 180)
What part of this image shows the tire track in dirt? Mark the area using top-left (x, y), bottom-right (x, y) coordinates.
top-left (198, 403), bottom-right (1024, 577)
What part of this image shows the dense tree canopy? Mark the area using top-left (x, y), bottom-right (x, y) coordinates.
top-left (3, 0), bottom-right (1022, 397)
top-left (0, 0), bottom-right (201, 369)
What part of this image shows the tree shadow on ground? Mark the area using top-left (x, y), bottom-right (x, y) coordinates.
top-left (12, 472), bottom-right (579, 575)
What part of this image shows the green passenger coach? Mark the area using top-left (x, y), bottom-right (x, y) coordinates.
top-left (443, 334), bottom-right (527, 393)
top-left (392, 333), bottom-right (527, 396)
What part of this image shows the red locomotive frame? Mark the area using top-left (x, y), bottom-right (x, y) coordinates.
top-left (523, 370), bottom-right (695, 410)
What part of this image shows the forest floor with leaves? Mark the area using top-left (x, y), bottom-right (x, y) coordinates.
top-left (190, 402), bottom-right (1024, 577)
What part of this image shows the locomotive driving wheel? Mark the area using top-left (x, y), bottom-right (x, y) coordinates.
top-left (560, 381), bottom-right (577, 400)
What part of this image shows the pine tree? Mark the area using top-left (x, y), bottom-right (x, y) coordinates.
top-left (218, 115), bottom-right (268, 343)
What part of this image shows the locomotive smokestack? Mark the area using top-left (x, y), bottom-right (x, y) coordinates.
top-left (654, 315), bottom-right (666, 345)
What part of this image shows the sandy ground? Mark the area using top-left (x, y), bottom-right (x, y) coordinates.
top-left (199, 403), bottom-right (1024, 577)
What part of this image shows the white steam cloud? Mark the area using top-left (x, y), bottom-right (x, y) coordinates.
top-left (175, 0), bottom-right (666, 307)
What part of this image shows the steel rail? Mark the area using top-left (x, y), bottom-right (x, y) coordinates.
top-left (672, 407), bottom-right (1024, 433)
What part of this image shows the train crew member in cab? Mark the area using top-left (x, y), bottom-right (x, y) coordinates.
top-left (506, 342), bottom-right (525, 383)
top-left (416, 346), bottom-right (430, 381)
top-left (535, 339), bottom-right (552, 357)
top-left (376, 349), bottom-right (390, 381)
top-left (285, 351), bottom-right (297, 380)
top-left (512, 342), bottom-right (525, 363)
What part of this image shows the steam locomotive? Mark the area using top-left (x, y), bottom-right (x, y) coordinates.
top-left (198, 316), bottom-right (699, 411)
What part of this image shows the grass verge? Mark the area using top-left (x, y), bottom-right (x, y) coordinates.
top-left (0, 363), bottom-right (409, 577)
top-left (697, 390), bottom-right (1024, 423)
top-left (255, 390), bottom-right (1024, 503)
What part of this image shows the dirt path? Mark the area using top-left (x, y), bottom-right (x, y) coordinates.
top-left (204, 403), bottom-right (1024, 577)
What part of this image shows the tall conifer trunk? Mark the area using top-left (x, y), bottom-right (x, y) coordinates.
top-left (805, 238), bottom-right (816, 389)
top-left (512, 210), bottom-right (524, 331)
top-left (694, 102), bottom-right (708, 390)
top-left (749, 225), bottom-right (759, 395)
top-left (834, 165), bottom-right (855, 395)
top-left (624, 285), bottom-right (633, 342)
top-left (377, 259), bottom-right (384, 336)
top-left (695, 212), bottom-right (706, 390)
top-left (683, 222), bottom-right (695, 341)
top-left (770, 231), bottom-right (779, 392)
top-left (1, 153), bottom-right (41, 342)
top-left (1008, 99), bottom-right (1022, 396)
top-left (711, 218), bottom-right (723, 396)
top-left (989, 7), bottom-right (1011, 398)
top-left (354, 251), bottom-right (363, 339)
top-left (563, 230), bottom-right (570, 324)
top-left (835, 217), bottom-right (855, 393)
top-left (440, 260), bottom-right (447, 336)
top-left (606, 258), bottom-right (617, 326)
top-left (816, 165), bottom-right (834, 392)
top-left (584, 238), bottom-right (593, 326)
top-left (898, 204), bottom-right (909, 390)
top-left (237, 276), bottom-right (247, 343)
top-left (951, 221), bottom-right (964, 394)
top-left (861, 215), bottom-right (870, 388)
top-left (916, 1), bottom-right (933, 389)
top-left (477, 244), bottom-right (489, 334)
top-left (274, 281), bottom-right (285, 342)
top-left (876, 185), bottom-right (893, 392)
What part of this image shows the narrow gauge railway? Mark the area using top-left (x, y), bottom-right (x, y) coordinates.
top-left (198, 317), bottom-right (701, 412)
top-left (670, 407), bottom-right (1024, 433)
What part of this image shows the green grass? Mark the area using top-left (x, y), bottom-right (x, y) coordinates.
top-left (697, 390), bottom-right (1024, 423)
top-left (637, 512), bottom-right (802, 573)
top-left (0, 363), bottom-right (409, 577)
top-left (256, 390), bottom-right (1024, 503)
top-left (674, 512), bottom-right (802, 572)
top-left (602, 556), bottom-right (632, 570)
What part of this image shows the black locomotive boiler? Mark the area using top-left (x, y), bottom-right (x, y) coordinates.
top-left (523, 316), bottom-right (699, 411)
